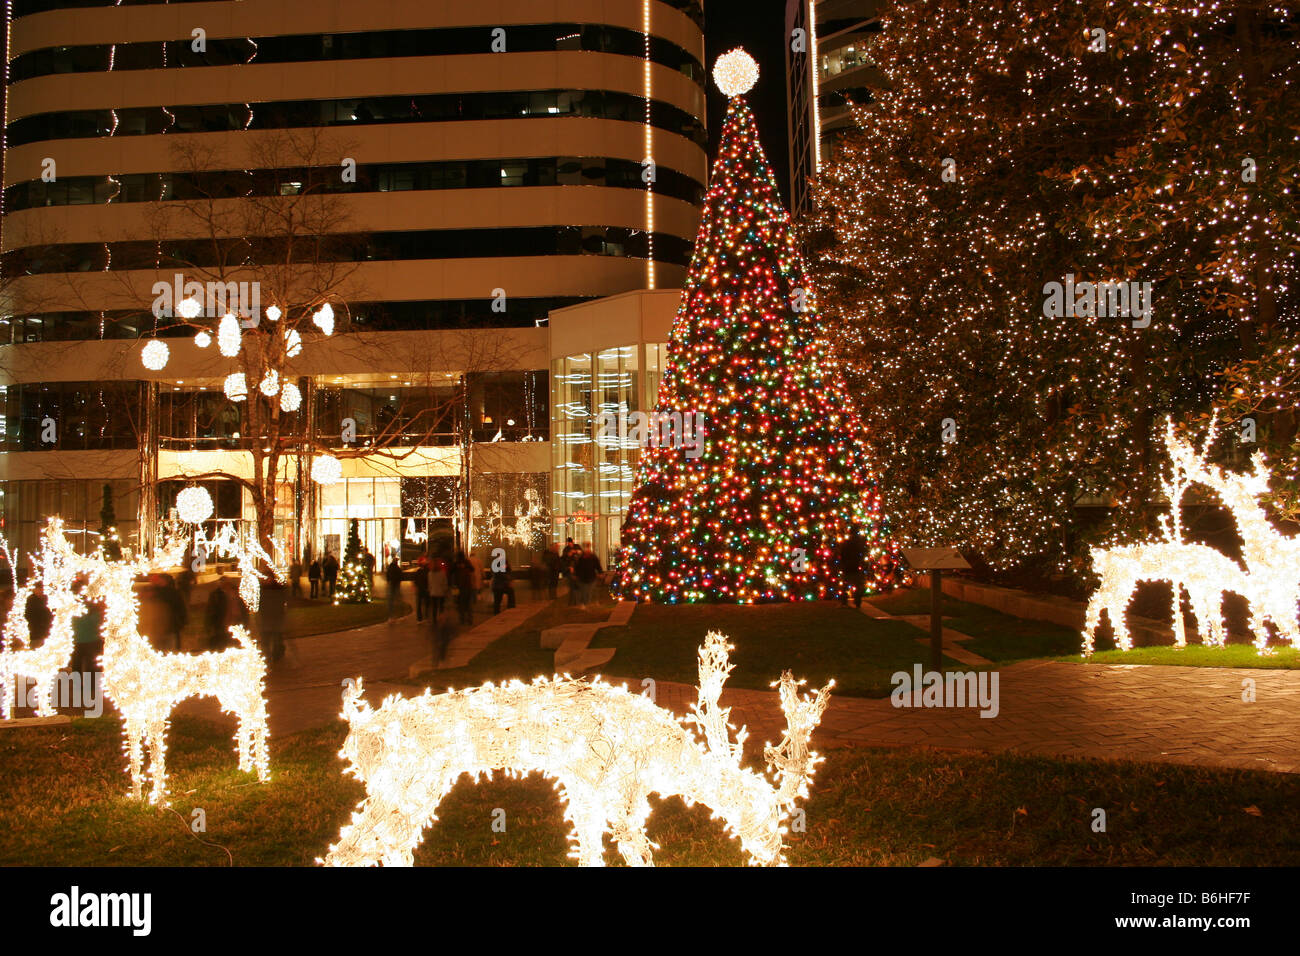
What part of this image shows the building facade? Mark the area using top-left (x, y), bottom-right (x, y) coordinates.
top-left (784, 0), bottom-right (883, 219)
top-left (0, 0), bottom-right (707, 569)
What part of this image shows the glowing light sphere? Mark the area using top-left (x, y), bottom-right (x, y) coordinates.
top-left (140, 339), bottom-right (169, 371)
top-left (176, 296), bottom-right (203, 319)
top-left (175, 486), bottom-right (214, 525)
top-left (266, 304), bottom-right (282, 323)
top-left (224, 372), bottom-right (248, 402)
top-left (279, 382), bottom-right (302, 412)
top-left (218, 313), bottom-right (242, 357)
top-left (285, 328), bottom-right (303, 358)
top-left (311, 454), bottom-right (343, 486)
top-left (259, 370), bottom-right (280, 397)
top-left (321, 632), bottom-right (831, 866)
top-left (194, 330), bottom-right (212, 349)
top-left (313, 302), bottom-right (335, 336)
top-left (713, 48), bottom-right (759, 98)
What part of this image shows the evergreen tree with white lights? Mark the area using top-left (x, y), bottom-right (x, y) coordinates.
top-left (614, 49), bottom-right (900, 604)
top-left (334, 518), bottom-right (371, 604)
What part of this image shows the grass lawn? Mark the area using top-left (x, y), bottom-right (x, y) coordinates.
top-left (871, 586), bottom-right (1300, 669)
top-left (2, 714), bottom-right (1297, 866)
top-left (586, 602), bottom-right (974, 698)
top-left (178, 598), bottom-right (412, 644)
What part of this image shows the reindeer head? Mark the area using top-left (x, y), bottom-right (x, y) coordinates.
top-left (337, 678), bottom-right (383, 784)
top-left (688, 631), bottom-right (832, 865)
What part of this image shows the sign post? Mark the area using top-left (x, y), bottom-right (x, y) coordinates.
top-left (900, 548), bottom-right (972, 674)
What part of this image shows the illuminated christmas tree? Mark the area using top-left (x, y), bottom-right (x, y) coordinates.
top-left (334, 518), bottom-right (371, 604)
top-left (614, 49), bottom-right (900, 604)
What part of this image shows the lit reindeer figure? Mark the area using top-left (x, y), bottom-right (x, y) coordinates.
top-left (85, 552), bottom-right (270, 803)
top-left (0, 521), bottom-right (82, 719)
top-left (1083, 417), bottom-right (1298, 655)
top-left (322, 631), bottom-right (832, 866)
top-left (11, 520), bottom-right (270, 802)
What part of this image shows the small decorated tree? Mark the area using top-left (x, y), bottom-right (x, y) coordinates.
top-left (334, 519), bottom-right (371, 604)
top-left (99, 483), bottom-right (123, 561)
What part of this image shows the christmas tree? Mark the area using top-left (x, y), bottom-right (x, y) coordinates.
top-left (614, 49), bottom-right (899, 604)
top-left (99, 483), bottom-right (122, 561)
top-left (334, 518), bottom-right (371, 604)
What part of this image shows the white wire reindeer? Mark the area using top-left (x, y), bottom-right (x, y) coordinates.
top-left (1083, 417), bottom-right (1298, 655)
top-left (322, 631), bottom-right (832, 866)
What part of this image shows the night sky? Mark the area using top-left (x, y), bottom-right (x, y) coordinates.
top-left (704, 0), bottom-right (793, 205)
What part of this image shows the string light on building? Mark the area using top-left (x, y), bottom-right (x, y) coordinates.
top-left (140, 339), bottom-right (169, 370)
top-left (218, 312), bottom-right (242, 357)
top-left (322, 632), bottom-right (831, 866)
top-left (224, 372), bottom-right (248, 402)
top-left (312, 454), bottom-right (343, 485)
top-left (175, 486), bottom-right (214, 525)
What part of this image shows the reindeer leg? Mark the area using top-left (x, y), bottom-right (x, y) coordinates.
top-left (1082, 596), bottom-right (1103, 657)
top-left (558, 786), bottom-right (607, 866)
top-left (1109, 598), bottom-right (1133, 652)
top-left (611, 796), bottom-right (656, 867)
top-left (234, 707), bottom-right (253, 774)
top-left (1170, 583), bottom-right (1187, 648)
top-left (147, 721), bottom-right (169, 805)
top-left (124, 720), bottom-right (144, 801)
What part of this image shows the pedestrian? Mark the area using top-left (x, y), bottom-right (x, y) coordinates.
top-left (428, 556), bottom-right (449, 618)
top-left (574, 543), bottom-right (603, 608)
top-left (453, 550), bottom-right (476, 626)
top-left (308, 557), bottom-right (322, 599)
top-left (258, 581), bottom-right (289, 663)
top-left (363, 548), bottom-right (376, 585)
top-left (204, 575), bottom-right (248, 649)
top-left (176, 562), bottom-right (196, 608)
top-left (23, 585), bottom-right (52, 648)
top-left (323, 551), bottom-right (339, 598)
top-left (289, 558), bottom-right (303, 599)
top-left (529, 553), bottom-right (545, 599)
top-left (543, 544), bottom-right (560, 600)
top-left (386, 556), bottom-right (404, 620)
top-left (562, 538), bottom-right (580, 606)
top-left (838, 525), bottom-right (866, 609)
top-left (491, 558), bottom-right (514, 614)
top-left (431, 606), bottom-right (456, 668)
top-left (157, 574), bottom-right (187, 650)
top-left (71, 592), bottom-right (104, 699)
top-left (413, 556), bottom-right (431, 622)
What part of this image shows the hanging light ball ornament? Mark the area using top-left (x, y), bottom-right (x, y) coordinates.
top-left (713, 47), bottom-right (759, 98)
top-left (285, 328), bottom-right (303, 358)
top-left (266, 304), bottom-right (282, 323)
top-left (313, 302), bottom-right (335, 336)
top-left (259, 369), bottom-right (280, 397)
top-left (140, 339), bottom-right (170, 370)
top-left (224, 372), bottom-right (248, 402)
top-left (194, 330), bottom-right (212, 349)
top-left (312, 454), bottom-right (343, 486)
top-left (176, 296), bottom-right (204, 320)
top-left (280, 381), bottom-right (302, 412)
top-left (218, 313), bottom-right (242, 357)
top-left (176, 486), bottom-right (214, 525)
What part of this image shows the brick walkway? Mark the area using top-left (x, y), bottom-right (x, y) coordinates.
top-left (641, 660), bottom-right (1300, 775)
top-left (184, 598), bottom-right (1300, 775)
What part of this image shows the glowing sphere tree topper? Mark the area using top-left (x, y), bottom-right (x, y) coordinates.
top-left (321, 632), bottom-right (831, 866)
top-left (713, 47), bottom-right (759, 98)
top-left (140, 339), bottom-right (169, 371)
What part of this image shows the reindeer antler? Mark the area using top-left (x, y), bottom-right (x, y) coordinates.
top-left (687, 631), bottom-right (748, 765)
top-left (765, 674), bottom-right (833, 811)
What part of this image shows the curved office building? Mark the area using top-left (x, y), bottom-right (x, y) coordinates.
top-left (0, 0), bottom-right (707, 565)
